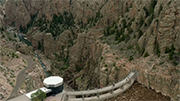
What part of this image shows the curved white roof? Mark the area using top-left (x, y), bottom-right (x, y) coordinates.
top-left (43, 76), bottom-right (63, 87)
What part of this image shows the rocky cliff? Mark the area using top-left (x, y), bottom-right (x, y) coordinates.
top-left (3, 0), bottom-right (180, 100)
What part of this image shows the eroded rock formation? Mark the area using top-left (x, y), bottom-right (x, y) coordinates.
top-left (2, 0), bottom-right (180, 100)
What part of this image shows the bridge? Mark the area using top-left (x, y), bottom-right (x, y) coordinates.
top-left (63, 71), bottom-right (138, 101)
top-left (8, 71), bottom-right (138, 101)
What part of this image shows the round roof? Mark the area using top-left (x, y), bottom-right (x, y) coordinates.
top-left (43, 76), bottom-right (63, 87)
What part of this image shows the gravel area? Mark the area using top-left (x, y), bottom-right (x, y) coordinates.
top-left (105, 81), bottom-right (170, 101)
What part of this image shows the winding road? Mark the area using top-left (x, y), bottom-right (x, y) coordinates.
top-left (7, 54), bottom-right (34, 100)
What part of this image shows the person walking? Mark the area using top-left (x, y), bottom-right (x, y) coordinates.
top-left (101, 86), bottom-right (103, 89)
top-left (113, 83), bottom-right (115, 87)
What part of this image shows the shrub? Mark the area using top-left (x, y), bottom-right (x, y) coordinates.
top-left (158, 4), bottom-right (163, 15)
top-left (104, 64), bottom-right (108, 67)
top-left (31, 89), bottom-right (46, 101)
top-left (165, 46), bottom-right (171, 53)
top-left (125, 34), bottom-right (130, 43)
top-left (139, 15), bottom-right (144, 27)
top-left (118, 34), bottom-right (125, 43)
top-left (59, 66), bottom-right (68, 71)
top-left (12, 53), bottom-right (19, 58)
top-left (145, 23), bottom-right (147, 26)
top-left (115, 66), bottom-right (119, 71)
top-left (138, 29), bottom-right (143, 39)
top-left (169, 51), bottom-right (174, 60)
top-left (23, 59), bottom-right (26, 64)
top-left (149, 0), bottom-right (157, 15)
top-left (127, 45), bottom-right (133, 50)
top-left (119, 47), bottom-right (123, 51)
top-left (105, 68), bottom-right (108, 71)
top-left (136, 43), bottom-right (141, 53)
top-left (143, 7), bottom-right (149, 17)
top-left (155, 42), bottom-right (160, 57)
top-left (144, 52), bottom-right (150, 57)
top-left (113, 63), bottom-right (116, 67)
top-left (129, 56), bottom-right (134, 61)
top-left (172, 60), bottom-right (178, 66)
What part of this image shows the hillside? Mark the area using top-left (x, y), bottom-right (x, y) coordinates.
top-left (1, 0), bottom-right (180, 100)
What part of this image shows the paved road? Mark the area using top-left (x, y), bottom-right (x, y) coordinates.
top-left (7, 54), bottom-right (34, 100)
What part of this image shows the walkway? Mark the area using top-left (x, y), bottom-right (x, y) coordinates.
top-left (7, 71), bottom-right (138, 101)
top-left (63, 72), bottom-right (138, 101)
top-left (7, 54), bottom-right (34, 100)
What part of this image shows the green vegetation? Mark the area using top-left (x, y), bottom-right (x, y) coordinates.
top-left (115, 66), bottom-right (119, 71)
top-left (38, 41), bottom-right (41, 50)
top-left (19, 13), bottom-right (38, 34)
top-left (143, 7), bottom-right (149, 17)
top-left (152, 65), bottom-right (156, 69)
top-left (143, 0), bottom-right (157, 25)
top-left (85, 10), bottom-right (103, 29)
top-left (139, 15), bottom-right (144, 27)
top-left (22, 59), bottom-right (26, 64)
top-left (59, 66), bottom-right (69, 71)
top-left (45, 13), bottom-right (75, 37)
top-left (129, 56), bottom-right (134, 61)
top-left (158, 4), bottom-right (163, 15)
top-left (136, 43), bottom-right (145, 55)
top-left (20, 11), bottom-right (75, 37)
top-left (169, 49), bottom-right (174, 60)
top-left (168, 0), bottom-right (172, 5)
top-left (31, 89), bottom-right (46, 101)
top-left (144, 51), bottom-right (150, 57)
top-left (168, 44), bottom-right (175, 60)
top-left (9, 82), bottom-right (14, 87)
top-left (138, 29), bottom-right (143, 39)
top-left (115, 19), bottom-right (130, 43)
top-left (166, 44), bottom-right (179, 66)
top-left (155, 40), bottom-right (160, 57)
top-left (12, 52), bottom-right (19, 58)
top-left (125, 34), bottom-right (130, 43)
top-left (127, 45), bottom-right (133, 50)
top-left (149, 0), bottom-right (157, 15)
top-left (172, 60), bottom-right (178, 66)
top-left (165, 46), bottom-right (171, 53)
top-left (113, 62), bottom-right (116, 67)
top-left (104, 26), bottom-right (115, 36)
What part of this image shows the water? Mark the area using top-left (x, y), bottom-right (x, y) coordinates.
top-left (17, 33), bottom-right (32, 46)
top-left (35, 54), bottom-right (50, 77)
top-left (16, 31), bottom-right (50, 77)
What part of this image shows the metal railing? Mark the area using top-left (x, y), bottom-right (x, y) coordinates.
top-left (64, 72), bottom-right (138, 101)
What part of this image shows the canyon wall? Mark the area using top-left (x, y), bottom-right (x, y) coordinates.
top-left (3, 0), bottom-right (180, 100)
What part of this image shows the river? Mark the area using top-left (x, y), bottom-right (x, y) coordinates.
top-left (8, 26), bottom-right (50, 77)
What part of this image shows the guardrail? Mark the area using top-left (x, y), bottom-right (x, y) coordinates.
top-left (64, 72), bottom-right (138, 101)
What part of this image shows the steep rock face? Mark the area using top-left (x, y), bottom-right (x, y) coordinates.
top-left (43, 33), bottom-right (54, 57)
top-left (64, 31), bottom-right (103, 90)
top-left (4, 0), bottom-right (31, 27)
top-left (156, 0), bottom-right (180, 53)
top-left (3, 0), bottom-right (180, 100)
